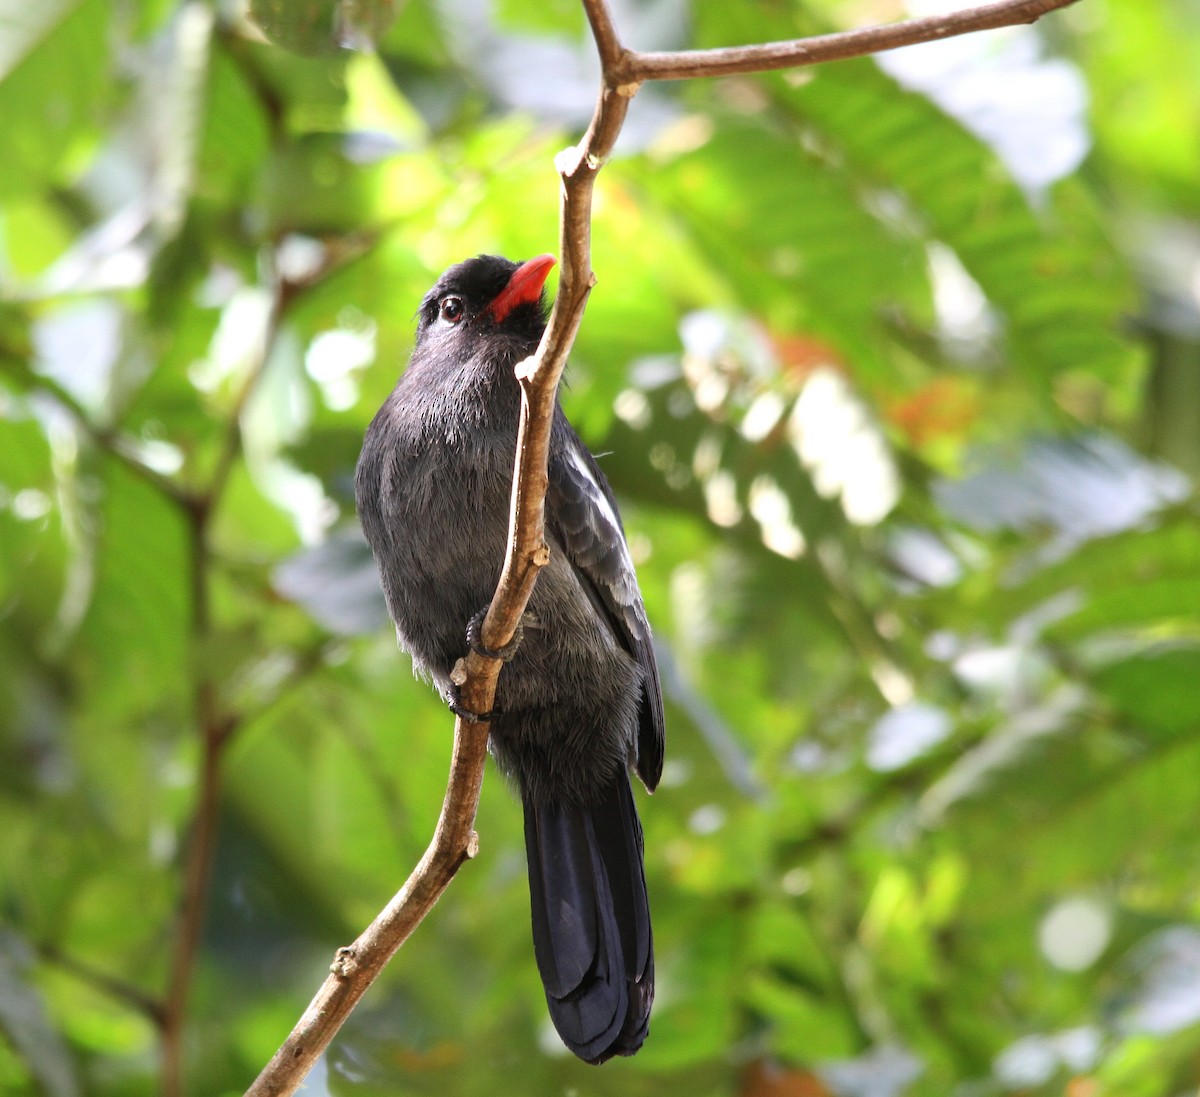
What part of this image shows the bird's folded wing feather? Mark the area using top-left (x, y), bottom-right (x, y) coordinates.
top-left (546, 432), bottom-right (665, 790)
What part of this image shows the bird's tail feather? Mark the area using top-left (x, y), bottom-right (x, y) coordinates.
top-left (523, 776), bottom-right (653, 1063)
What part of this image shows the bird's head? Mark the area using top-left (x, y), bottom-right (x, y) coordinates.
top-left (415, 253), bottom-right (557, 360)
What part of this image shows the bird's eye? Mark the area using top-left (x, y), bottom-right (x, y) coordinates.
top-left (439, 296), bottom-right (464, 323)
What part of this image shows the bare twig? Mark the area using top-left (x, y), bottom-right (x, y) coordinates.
top-left (243, 49), bottom-right (635, 1097)
top-left (160, 499), bottom-right (240, 1097)
top-left (479, 94), bottom-right (633, 657)
top-left (38, 943), bottom-right (166, 1026)
top-left (242, 715), bottom-right (490, 1096)
top-left (614, 0), bottom-right (1082, 83)
top-left (582, 0), bottom-right (623, 71)
top-left (162, 245), bottom-right (298, 1097)
top-left (0, 352), bottom-right (192, 510)
top-left (245, 0), bottom-right (1084, 1091)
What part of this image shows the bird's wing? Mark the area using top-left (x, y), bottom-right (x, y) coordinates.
top-left (547, 428), bottom-right (664, 791)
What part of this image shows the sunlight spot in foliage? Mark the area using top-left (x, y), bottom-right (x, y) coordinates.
top-left (657, 758), bottom-right (691, 790)
top-left (926, 242), bottom-right (997, 355)
top-left (276, 234), bottom-right (326, 283)
top-left (939, 435), bottom-right (1191, 554)
top-left (994, 1026), bottom-right (1101, 1088)
top-left (780, 867), bottom-right (811, 897)
top-left (748, 475), bottom-right (806, 559)
top-left (880, 19), bottom-right (1089, 197)
top-left (12, 488), bottom-right (51, 521)
top-left (870, 663), bottom-right (914, 708)
top-left (1120, 927), bottom-right (1200, 1035)
top-left (33, 298), bottom-right (123, 415)
top-left (866, 703), bottom-right (951, 772)
top-left (613, 387), bottom-right (651, 430)
top-left (688, 804), bottom-right (726, 836)
top-left (195, 287), bottom-right (274, 396)
top-left (817, 1043), bottom-right (922, 1097)
top-left (647, 113), bottom-right (714, 161)
top-left (790, 367), bottom-right (899, 526)
top-left (703, 468), bottom-right (742, 529)
top-left (305, 324), bottom-right (376, 412)
top-left (1039, 896), bottom-right (1112, 971)
top-left (888, 527), bottom-right (962, 589)
top-left (741, 391), bottom-right (786, 443)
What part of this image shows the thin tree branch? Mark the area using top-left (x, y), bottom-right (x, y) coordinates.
top-left (615, 0), bottom-right (1083, 83)
top-left (478, 87), bottom-right (633, 655)
top-left (244, 42), bottom-right (638, 1097)
top-left (38, 943), bottom-right (167, 1026)
top-left (163, 241), bottom-right (300, 1097)
top-left (243, 51), bottom-right (637, 1097)
top-left (160, 504), bottom-right (240, 1097)
top-left (582, 0), bottom-right (623, 72)
top-left (243, 714), bottom-right (490, 1096)
top-left (245, 0), bottom-right (1085, 1091)
top-left (0, 352), bottom-right (192, 511)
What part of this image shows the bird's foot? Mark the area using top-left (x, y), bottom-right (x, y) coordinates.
top-left (466, 608), bottom-right (524, 663)
top-left (447, 685), bottom-right (498, 725)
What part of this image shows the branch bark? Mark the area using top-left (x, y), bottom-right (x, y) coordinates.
top-left (242, 712), bottom-right (490, 1096)
top-left (246, 0), bottom-right (1084, 1091)
top-left (243, 55), bottom-right (635, 1097)
top-left (612, 0), bottom-right (1082, 83)
top-left (162, 258), bottom-right (294, 1097)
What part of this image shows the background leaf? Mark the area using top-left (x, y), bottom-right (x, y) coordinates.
top-left (0, 1), bottom-right (1196, 1095)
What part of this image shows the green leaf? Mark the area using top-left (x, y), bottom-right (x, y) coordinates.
top-left (248, 0), bottom-right (402, 56)
top-left (493, 0), bottom-right (585, 39)
top-left (0, 0), bottom-right (109, 199)
top-left (636, 118), bottom-right (930, 387)
top-left (73, 463), bottom-right (191, 742)
top-left (0, 405), bottom-right (68, 632)
top-left (1093, 645), bottom-right (1200, 737)
top-left (783, 58), bottom-right (1141, 394)
top-left (0, 0), bottom-right (82, 81)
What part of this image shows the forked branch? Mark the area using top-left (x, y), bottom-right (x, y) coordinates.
top-left (246, 0), bottom-right (1082, 1092)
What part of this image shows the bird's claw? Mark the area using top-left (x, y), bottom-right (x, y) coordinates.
top-left (448, 687), bottom-right (497, 724)
top-left (466, 608), bottom-right (524, 663)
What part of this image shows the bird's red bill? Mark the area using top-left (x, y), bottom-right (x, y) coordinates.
top-left (488, 253), bottom-right (557, 323)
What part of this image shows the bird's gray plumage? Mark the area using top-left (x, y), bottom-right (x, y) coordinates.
top-left (355, 254), bottom-right (662, 1062)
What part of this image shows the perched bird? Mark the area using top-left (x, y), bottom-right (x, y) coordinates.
top-left (355, 254), bottom-right (664, 1063)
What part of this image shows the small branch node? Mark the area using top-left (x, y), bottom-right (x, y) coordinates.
top-left (533, 543), bottom-right (552, 567)
top-left (332, 947), bottom-right (358, 977)
top-left (450, 659), bottom-right (468, 687)
top-left (466, 831), bottom-right (480, 859)
top-left (514, 355), bottom-right (539, 383)
top-left (553, 145), bottom-right (580, 177)
top-left (614, 80), bottom-right (641, 98)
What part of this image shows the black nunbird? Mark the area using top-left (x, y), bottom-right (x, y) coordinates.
top-left (355, 254), bottom-right (664, 1062)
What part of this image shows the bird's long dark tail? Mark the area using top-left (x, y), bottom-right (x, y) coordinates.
top-left (523, 775), bottom-right (653, 1063)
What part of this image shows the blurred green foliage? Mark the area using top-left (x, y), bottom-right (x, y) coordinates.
top-left (1, 1), bottom-right (1198, 1095)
